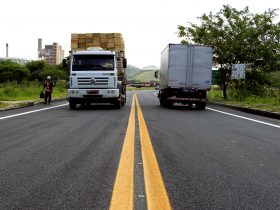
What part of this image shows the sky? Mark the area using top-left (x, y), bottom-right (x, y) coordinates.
top-left (0, 0), bottom-right (279, 68)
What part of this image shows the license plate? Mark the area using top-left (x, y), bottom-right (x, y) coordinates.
top-left (87, 90), bottom-right (99, 94)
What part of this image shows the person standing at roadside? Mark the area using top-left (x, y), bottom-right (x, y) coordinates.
top-left (43, 76), bottom-right (54, 104)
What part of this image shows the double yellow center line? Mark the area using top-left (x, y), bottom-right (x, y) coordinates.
top-left (110, 94), bottom-right (171, 210)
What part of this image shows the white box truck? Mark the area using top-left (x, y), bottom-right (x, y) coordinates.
top-left (156, 44), bottom-right (212, 110)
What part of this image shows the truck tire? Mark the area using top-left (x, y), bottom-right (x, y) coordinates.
top-left (115, 95), bottom-right (122, 109)
top-left (196, 102), bottom-right (206, 110)
top-left (159, 94), bottom-right (165, 106)
top-left (121, 94), bottom-right (125, 106)
top-left (69, 99), bottom-right (76, 110)
top-left (164, 100), bottom-right (173, 108)
top-left (115, 100), bottom-right (121, 109)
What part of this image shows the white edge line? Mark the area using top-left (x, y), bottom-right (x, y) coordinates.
top-left (206, 107), bottom-right (280, 129)
top-left (0, 103), bottom-right (69, 120)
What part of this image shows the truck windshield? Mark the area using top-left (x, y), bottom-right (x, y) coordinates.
top-left (72, 55), bottom-right (114, 71)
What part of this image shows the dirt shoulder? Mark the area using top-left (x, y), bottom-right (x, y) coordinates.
top-left (0, 98), bottom-right (67, 111)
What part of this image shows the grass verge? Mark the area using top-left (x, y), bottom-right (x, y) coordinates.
top-left (208, 88), bottom-right (280, 113)
top-left (0, 81), bottom-right (67, 101)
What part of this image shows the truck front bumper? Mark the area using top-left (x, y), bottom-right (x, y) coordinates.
top-left (68, 89), bottom-right (119, 99)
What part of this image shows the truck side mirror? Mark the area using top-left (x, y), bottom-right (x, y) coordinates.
top-left (155, 70), bottom-right (159, 78)
top-left (123, 58), bottom-right (127, 68)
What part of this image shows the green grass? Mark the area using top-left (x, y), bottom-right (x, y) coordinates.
top-left (208, 88), bottom-right (280, 113)
top-left (127, 70), bottom-right (158, 82)
top-left (134, 71), bottom-right (156, 82)
top-left (0, 81), bottom-right (67, 101)
top-left (0, 102), bottom-right (8, 108)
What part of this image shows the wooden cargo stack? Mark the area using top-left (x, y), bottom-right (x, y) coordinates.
top-left (71, 33), bottom-right (125, 52)
top-left (71, 33), bottom-right (126, 76)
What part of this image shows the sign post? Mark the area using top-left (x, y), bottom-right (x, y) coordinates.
top-left (231, 64), bottom-right (246, 80)
top-left (231, 64), bottom-right (246, 100)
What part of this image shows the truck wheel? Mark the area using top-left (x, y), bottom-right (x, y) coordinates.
top-left (115, 97), bottom-right (122, 109)
top-left (121, 94), bottom-right (125, 106)
top-left (196, 102), bottom-right (206, 110)
top-left (159, 95), bottom-right (165, 106)
top-left (165, 100), bottom-right (173, 108)
top-left (69, 99), bottom-right (76, 110)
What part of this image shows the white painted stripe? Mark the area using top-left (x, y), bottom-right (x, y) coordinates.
top-left (206, 107), bottom-right (280, 129)
top-left (0, 103), bottom-right (68, 120)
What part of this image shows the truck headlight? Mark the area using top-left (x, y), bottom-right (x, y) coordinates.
top-left (71, 90), bottom-right (79, 95)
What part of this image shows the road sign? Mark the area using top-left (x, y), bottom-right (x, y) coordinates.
top-left (212, 69), bottom-right (220, 85)
top-left (231, 64), bottom-right (246, 80)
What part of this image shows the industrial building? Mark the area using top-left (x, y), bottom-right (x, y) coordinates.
top-left (38, 38), bottom-right (64, 65)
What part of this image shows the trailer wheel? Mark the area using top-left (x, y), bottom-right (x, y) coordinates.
top-left (164, 100), bottom-right (173, 108)
top-left (159, 95), bottom-right (165, 106)
top-left (196, 102), bottom-right (206, 110)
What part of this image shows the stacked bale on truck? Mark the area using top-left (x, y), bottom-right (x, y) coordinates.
top-left (71, 33), bottom-right (125, 51)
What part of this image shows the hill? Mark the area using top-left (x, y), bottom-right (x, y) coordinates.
top-left (126, 64), bottom-right (159, 82)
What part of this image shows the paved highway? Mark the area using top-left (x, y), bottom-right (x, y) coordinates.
top-left (0, 90), bottom-right (280, 209)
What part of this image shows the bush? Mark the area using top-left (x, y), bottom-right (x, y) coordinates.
top-left (0, 60), bottom-right (30, 83)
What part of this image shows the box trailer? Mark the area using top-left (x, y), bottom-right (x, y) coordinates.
top-left (157, 44), bottom-right (212, 109)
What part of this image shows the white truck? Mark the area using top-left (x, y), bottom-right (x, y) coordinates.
top-left (156, 44), bottom-right (212, 110)
top-left (66, 48), bottom-right (127, 109)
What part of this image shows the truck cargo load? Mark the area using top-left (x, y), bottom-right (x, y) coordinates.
top-left (156, 44), bottom-right (212, 110)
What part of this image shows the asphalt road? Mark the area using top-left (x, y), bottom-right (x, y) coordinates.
top-left (1, 90), bottom-right (280, 209)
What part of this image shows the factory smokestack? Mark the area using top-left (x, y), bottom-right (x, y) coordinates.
top-left (38, 38), bottom-right (42, 58)
top-left (6, 43), bottom-right (8, 58)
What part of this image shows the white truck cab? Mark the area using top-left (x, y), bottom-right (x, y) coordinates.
top-left (67, 48), bottom-right (126, 109)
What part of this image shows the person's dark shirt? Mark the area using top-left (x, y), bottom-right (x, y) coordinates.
top-left (44, 81), bottom-right (54, 92)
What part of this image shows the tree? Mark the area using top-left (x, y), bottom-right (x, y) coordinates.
top-left (178, 5), bottom-right (280, 98)
top-left (39, 64), bottom-right (67, 82)
top-left (0, 60), bottom-right (29, 83)
top-left (25, 60), bottom-right (46, 81)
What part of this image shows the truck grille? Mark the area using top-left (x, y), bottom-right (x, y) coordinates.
top-left (78, 77), bottom-right (109, 87)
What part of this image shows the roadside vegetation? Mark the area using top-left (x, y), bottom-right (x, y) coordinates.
top-left (0, 81), bottom-right (67, 101)
top-left (178, 5), bottom-right (280, 112)
top-left (0, 60), bottom-right (68, 102)
top-left (208, 87), bottom-right (280, 113)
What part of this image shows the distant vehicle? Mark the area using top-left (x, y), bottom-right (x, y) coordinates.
top-left (155, 85), bottom-right (159, 90)
top-left (155, 44), bottom-right (212, 110)
top-left (64, 33), bottom-right (127, 109)
top-left (131, 83), bottom-right (143, 88)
